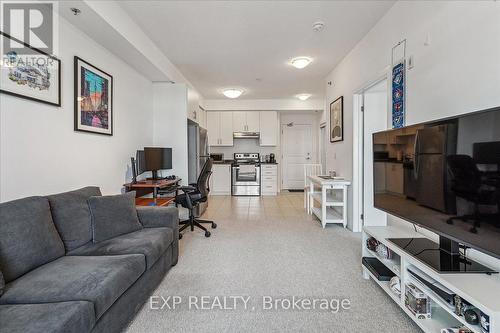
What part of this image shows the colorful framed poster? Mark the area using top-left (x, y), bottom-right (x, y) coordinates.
top-left (0, 32), bottom-right (61, 106)
top-left (330, 96), bottom-right (343, 143)
top-left (74, 56), bottom-right (113, 135)
top-left (392, 61), bottom-right (405, 128)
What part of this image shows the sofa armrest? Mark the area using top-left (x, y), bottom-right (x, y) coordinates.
top-left (136, 206), bottom-right (179, 229)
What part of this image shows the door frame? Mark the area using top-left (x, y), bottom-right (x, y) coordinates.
top-left (281, 122), bottom-right (316, 190)
top-left (352, 68), bottom-right (390, 232)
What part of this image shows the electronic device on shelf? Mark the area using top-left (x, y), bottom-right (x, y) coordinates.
top-left (165, 175), bottom-right (176, 180)
top-left (372, 106), bottom-right (500, 273)
top-left (361, 257), bottom-right (395, 281)
top-left (407, 266), bottom-right (455, 307)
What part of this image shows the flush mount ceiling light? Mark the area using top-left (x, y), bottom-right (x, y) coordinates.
top-left (222, 89), bottom-right (243, 99)
top-left (290, 57), bottom-right (312, 69)
top-left (296, 94), bottom-right (312, 101)
top-left (312, 21), bottom-right (325, 32)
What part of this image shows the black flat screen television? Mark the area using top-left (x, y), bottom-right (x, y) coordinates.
top-left (372, 106), bottom-right (500, 272)
top-left (144, 147), bottom-right (172, 179)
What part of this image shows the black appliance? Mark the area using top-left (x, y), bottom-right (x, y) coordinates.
top-left (209, 153), bottom-right (224, 162)
top-left (269, 153), bottom-right (276, 164)
top-left (373, 151), bottom-right (389, 161)
top-left (414, 124), bottom-right (457, 213)
top-left (403, 160), bottom-right (417, 199)
top-left (373, 106), bottom-right (500, 273)
top-left (144, 147), bottom-right (172, 180)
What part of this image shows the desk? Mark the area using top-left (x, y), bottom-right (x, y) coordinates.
top-left (135, 197), bottom-right (175, 207)
top-left (307, 175), bottom-right (351, 228)
top-left (124, 178), bottom-right (181, 205)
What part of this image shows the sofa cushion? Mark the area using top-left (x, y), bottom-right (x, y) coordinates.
top-left (0, 196), bottom-right (65, 283)
top-left (69, 227), bottom-right (173, 269)
top-left (47, 186), bottom-right (102, 252)
top-left (88, 191), bottom-right (142, 243)
top-left (0, 301), bottom-right (95, 333)
top-left (0, 255), bottom-right (145, 319)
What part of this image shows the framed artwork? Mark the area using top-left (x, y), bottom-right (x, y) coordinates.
top-left (0, 32), bottom-right (61, 106)
top-left (330, 96), bottom-right (343, 142)
top-left (74, 56), bottom-right (113, 135)
top-left (392, 61), bottom-right (405, 128)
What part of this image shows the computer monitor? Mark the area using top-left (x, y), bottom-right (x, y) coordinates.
top-left (144, 147), bottom-right (172, 179)
top-left (136, 150), bottom-right (146, 175)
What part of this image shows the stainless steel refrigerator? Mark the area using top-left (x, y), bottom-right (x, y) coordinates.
top-left (188, 120), bottom-right (209, 216)
top-left (414, 123), bottom-right (457, 213)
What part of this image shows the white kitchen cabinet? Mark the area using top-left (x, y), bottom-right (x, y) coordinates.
top-left (385, 162), bottom-right (403, 194)
top-left (209, 164), bottom-right (231, 195)
top-left (219, 112), bottom-right (234, 146)
top-left (232, 112), bottom-right (246, 132)
top-left (232, 111), bottom-right (260, 132)
top-left (261, 164), bottom-right (278, 195)
top-left (206, 112), bottom-right (220, 146)
top-left (259, 111), bottom-right (278, 146)
top-left (246, 112), bottom-right (260, 132)
top-left (206, 112), bottom-right (233, 146)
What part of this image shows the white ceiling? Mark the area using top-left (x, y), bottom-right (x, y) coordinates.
top-left (119, 1), bottom-right (394, 99)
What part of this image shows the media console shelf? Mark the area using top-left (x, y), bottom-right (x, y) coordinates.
top-left (362, 225), bottom-right (500, 333)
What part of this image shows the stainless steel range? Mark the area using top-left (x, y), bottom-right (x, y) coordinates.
top-left (231, 153), bottom-right (261, 196)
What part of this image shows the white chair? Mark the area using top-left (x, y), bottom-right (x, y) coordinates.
top-left (304, 164), bottom-right (322, 213)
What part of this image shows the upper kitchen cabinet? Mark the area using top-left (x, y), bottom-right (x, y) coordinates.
top-left (207, 111), bottom-right (233, 146)
top-left (233, 111), bottom-right (260, 132)
top-left (259, 111), bottom-right (278, 146)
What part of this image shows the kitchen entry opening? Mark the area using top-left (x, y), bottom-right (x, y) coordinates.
top-left (354, 77), bottom-right (388, 232)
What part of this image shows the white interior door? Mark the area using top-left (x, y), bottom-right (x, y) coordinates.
top-left (282, 124), bottom-right (313, 189)
top-left (362, 79), bottom-right (388, 225)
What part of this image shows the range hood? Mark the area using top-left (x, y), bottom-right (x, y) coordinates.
top-left (233, 132), bottom-right (260, 139)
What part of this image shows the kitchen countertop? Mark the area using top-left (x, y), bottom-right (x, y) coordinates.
top-left (212, 160), bottom-right (234, 164)
top-left (260, 162), bottom-right (278, 165)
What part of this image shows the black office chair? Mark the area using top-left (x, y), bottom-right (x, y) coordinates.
top-left (175, 158), bottom-right (217, 238)
top-left (446, 155), bottom-right (499, 233)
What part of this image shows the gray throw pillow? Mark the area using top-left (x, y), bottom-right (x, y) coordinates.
top-left (88, 191), bottom-right (142, 243)
top-left (0, 270), bottom-right (4, 296)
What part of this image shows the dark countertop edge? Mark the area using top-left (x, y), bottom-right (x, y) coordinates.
top-left (260, 162), bottom-right (278, 165)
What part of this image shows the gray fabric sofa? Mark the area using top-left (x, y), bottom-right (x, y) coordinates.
top-left (0, 187), bottom-right (179, 333)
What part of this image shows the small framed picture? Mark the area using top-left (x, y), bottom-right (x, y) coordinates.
top-left (330, 96), bottom-right (343, 142)
top-left (0, 32), bottom-right (61, 106)
top-left (74, 56), bottom-right (113, 135)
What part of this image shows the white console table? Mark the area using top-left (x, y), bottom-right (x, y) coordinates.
top-left (307, 175), bottom-right (351, 228)
top-left (362, 225), bottom-right (500, 333)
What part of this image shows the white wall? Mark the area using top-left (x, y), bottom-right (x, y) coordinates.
top-left (323, 0), bottom-right (500, 230)
top-left (153, 83), bottom-right (189, 184)
top-left (0, 16), bottom-right (154, 202)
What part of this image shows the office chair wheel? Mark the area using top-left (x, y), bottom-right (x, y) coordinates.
top-left (446, 218), bottom-right (454, 225)
top-left (179, 233), bottom-right (183, 240)
top-left (205, 231), bottom-right (211, 237)
top-left (212, 223), bottom-right (217, 229)
top-left (470, 227), bottom-right (478, 234)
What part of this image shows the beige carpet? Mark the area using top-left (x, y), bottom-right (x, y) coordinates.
top-left (126, 193), bottom-right (420, 332)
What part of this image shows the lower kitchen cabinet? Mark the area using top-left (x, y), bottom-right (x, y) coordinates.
top-left (261, 164), bottom-right (278, 196)
top-left (210, 164), bottom-right (231, 195)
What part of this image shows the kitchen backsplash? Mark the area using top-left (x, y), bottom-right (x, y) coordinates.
top-left (209, 139), bottom-right (279, 160)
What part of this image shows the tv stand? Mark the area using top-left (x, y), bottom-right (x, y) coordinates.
top-left (362, 225), bottom-right (500, 333)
